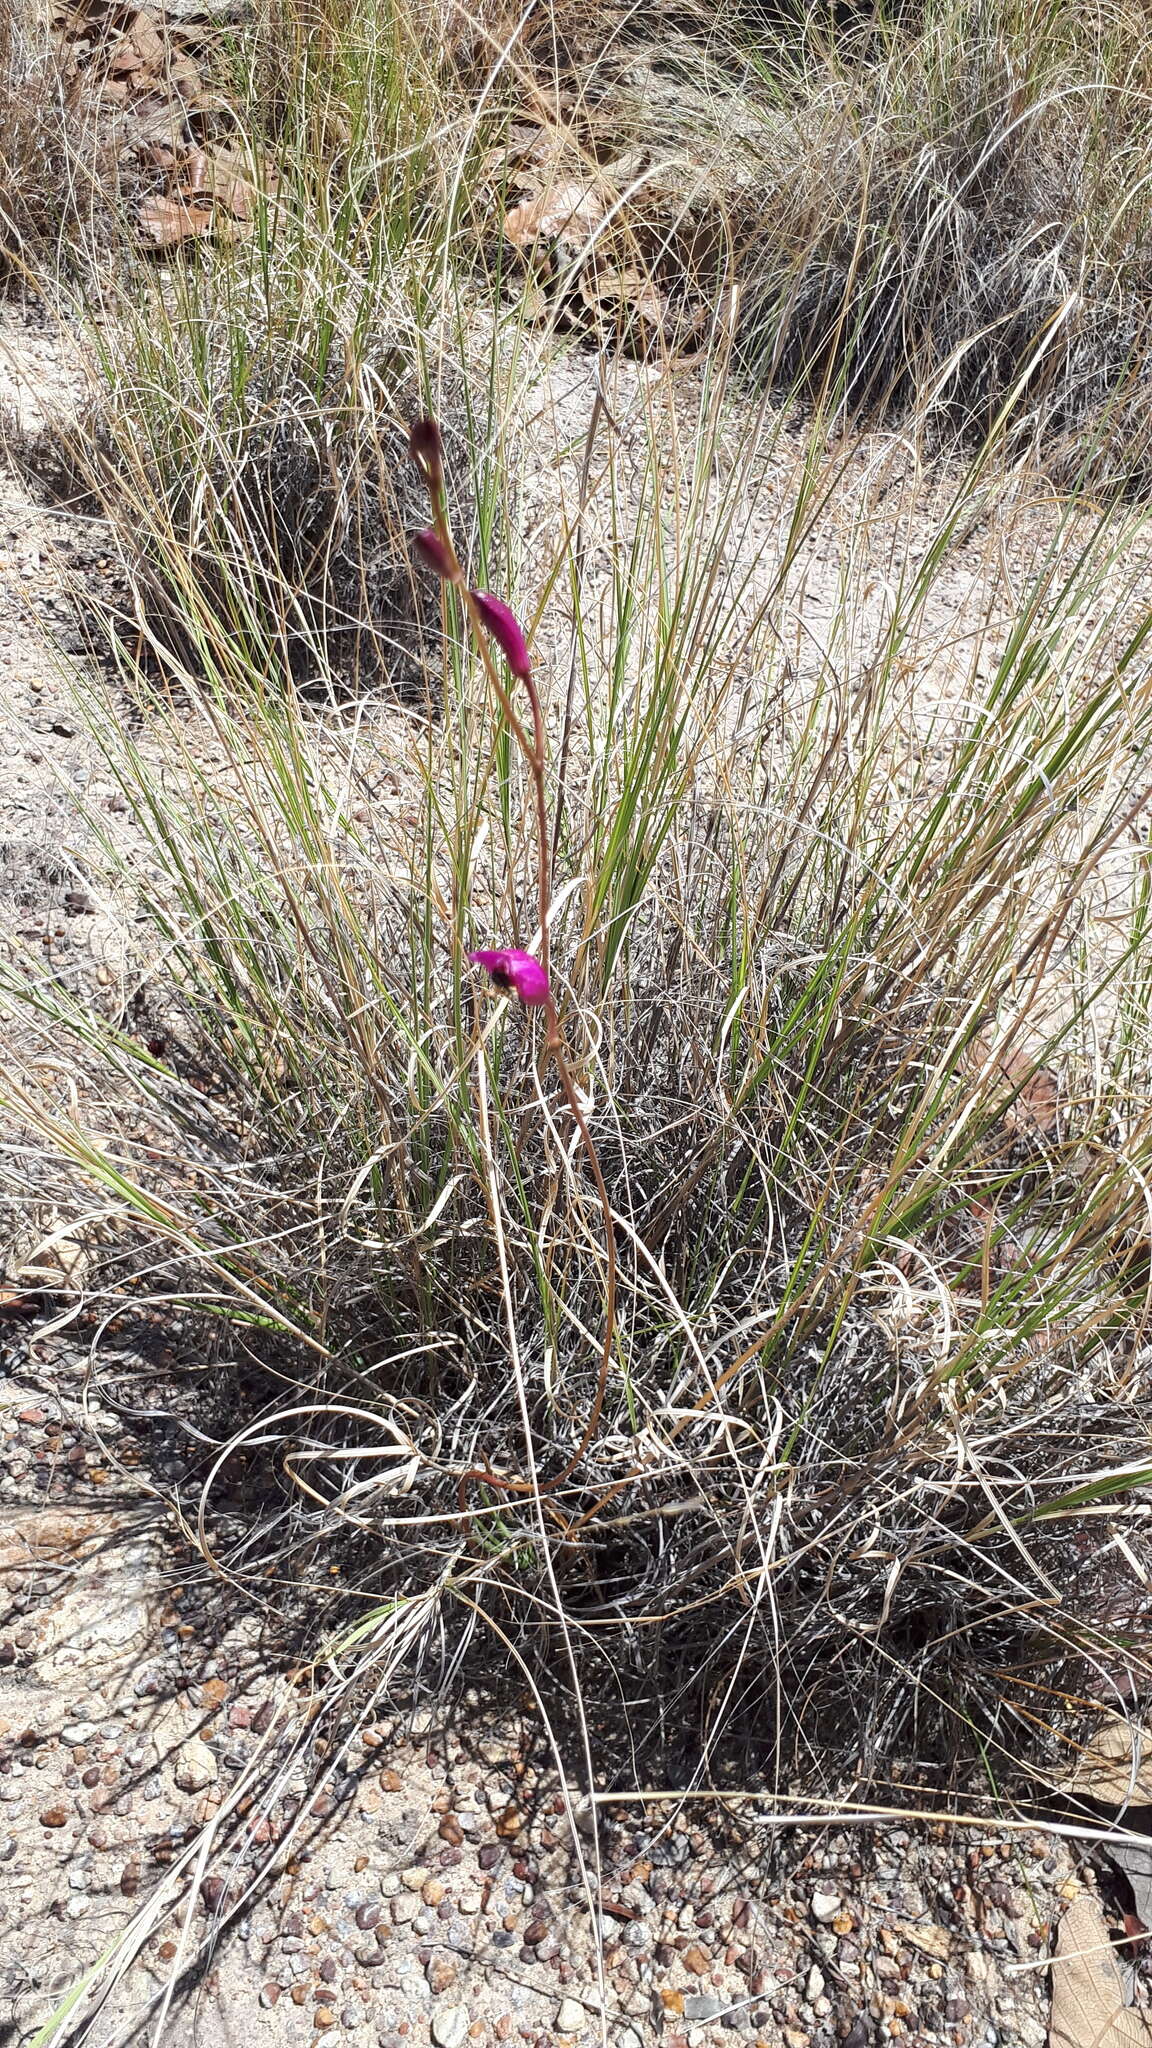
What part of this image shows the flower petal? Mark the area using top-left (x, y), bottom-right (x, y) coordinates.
top-left (471, 590), bottom-right (532, 681)
top-left (468, 947), bottom-right (550, 1005)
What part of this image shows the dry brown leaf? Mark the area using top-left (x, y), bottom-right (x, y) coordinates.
top-left (580, 264), bottom-right (666, 328)
top-left (127, 97), bottom-right (192, 144)
top-left (1049, 1894), bottom-right (1152, 2047)
top-left (1056, 1711), bottom-right (1152, 1805)
top-left (969, 1032), bottom-right (1060, 1136)
top-left (167, 49), bottom-right (202, 99)
top-left (179, 144), bottom-right (274, 220)
top-left (138, 192), bottom-right (215, 246)
top-left (503, 177), bottom-right (608, 252)
top-left (107, 9), bottom-right (166, 76)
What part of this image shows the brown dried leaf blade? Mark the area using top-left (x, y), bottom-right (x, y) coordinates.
top-left (138, 192), bottom-right (214, 245)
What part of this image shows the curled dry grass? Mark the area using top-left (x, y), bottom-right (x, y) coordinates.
top-left (733, 0), bottom-right (1152, 482)
top-left (6, 0), bottom-right (1152, 2034)
top-left (7, 307), bottom-right (1152, 1797)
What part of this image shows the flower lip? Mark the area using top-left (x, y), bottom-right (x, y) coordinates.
top-left (468, 947), bottom-right (550, 1006)
top-left (471, 590), bottom-right (532, 681)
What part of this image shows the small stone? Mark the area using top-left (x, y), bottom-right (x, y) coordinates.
top-left (175, 1739), bottom-right (217, 1792)
top-left (380, 1767), bottom-right (403, 1791)
top-left (810, 1889), bottom-right (840, 1924)
top-left (392, 1893), bottom-right (419, 1924)
top-left (681, 1945), bottom-right (710, 1975)
top-left (431, 2008), bottom-right (470, 2048)
top-left (555, 2001), bottom-right (586, 2037)
top-left (402, 1865), bottom-right (431, 1891)
top-left (426, 1956), bottom-right (458, 1994)
top-left (314, 2008), bottom-right (335, 2029)
top-left (806, 1966), bottom-right (825, 2001)
top-left (39, 1807), bottom-right (68, 1828)
top-left (260, 1985), bottom-right (280, 2008)
top-left (422, 1878), bottom-right (446, 1906)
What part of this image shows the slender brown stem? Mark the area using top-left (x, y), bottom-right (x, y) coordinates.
top-left (414, 432), bottom-right (618, 1489)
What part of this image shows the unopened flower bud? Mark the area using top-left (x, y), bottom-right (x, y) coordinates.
top-left (412, 527), bottom-right (455, 580)
top-left (471, 590), bottom-right (531, 681)
top-left (408, 416), bottom-right (445, 495)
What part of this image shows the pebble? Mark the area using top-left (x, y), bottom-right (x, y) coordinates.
top-left (555, 2000), bottom-right (587, 2035)
top-left (430, 2008), bottom-right (470, 2048)
top-left (810, 1889), bottom-right (841, 1923)
top-left (174, 1739), bottom-right (217, 1792)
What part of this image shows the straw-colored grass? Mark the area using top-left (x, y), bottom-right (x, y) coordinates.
top-left (5, 0), bottom-right (1152, 2035)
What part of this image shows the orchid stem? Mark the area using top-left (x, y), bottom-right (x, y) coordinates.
top-left (411, 419), bottom-right (617, 1487)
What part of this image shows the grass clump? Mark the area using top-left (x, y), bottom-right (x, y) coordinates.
top-left (8, 341), bottom-right (1152, 1796)
top-left (6, 0), bottom-right (1152, 2030)
top-left (722, 0), bottom-right (1152, 481)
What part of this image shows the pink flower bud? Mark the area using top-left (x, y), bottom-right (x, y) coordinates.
top-left (468, 947), bottom-right (550, 1006)
top-left (412, 527), bottom-right (455, 580)
top-left (471, 591), bottom-right (532, 681)
top-left (408, 416), bottom-right (445, 493)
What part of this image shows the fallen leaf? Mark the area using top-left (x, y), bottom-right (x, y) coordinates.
top-left (107, 9), bottom-right (167, 76)
top-left (1057, 1711), bottom-right (1152, 1805)
top-left (503, 177), bottom-right (607, 252)
top-left (138, 193), bottom-right (215, 245)
top-left (181, 143), bottom-right (273, 220)
top-left (580, 264), bottom-right (666, 330)
top-left (969, 1032), bottom-right (1060, 1136)
top-left (167, 50), bottom-right (202, 99)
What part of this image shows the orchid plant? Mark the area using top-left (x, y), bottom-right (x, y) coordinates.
top-left (407, 418), bottom-right (617, 1495)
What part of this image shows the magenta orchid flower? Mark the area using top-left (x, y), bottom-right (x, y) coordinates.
top-left (468, 947), bottom-right (550, 1006)
top-left (470, 591), bottom-right (532, 681)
